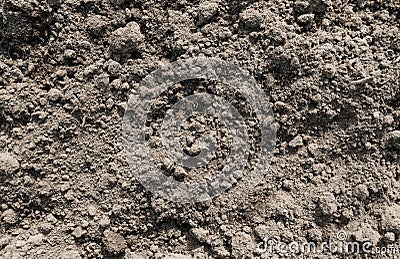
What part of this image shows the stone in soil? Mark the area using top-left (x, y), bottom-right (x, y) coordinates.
top-left (318, 192), bottom-right (337, 216)
top-left (353, 184), bottom-right (369, 200)
top-left (1, 209), bottom-right (18, 225)
top-left (289, 135), bottom-right (304, 148)
top-left (110, 22), bottom-right (144, 53)
top-left (72, 226), bottom-right (84, 238)
top-left (102, 230), bottom-right (127, 254)
top-left (297, 13), bottom-right (315, 23)
top-left (196, 2), bottom-right (219, 26)
top-left (0, 152), bottom-right (20, 175)
top-left (239, 8), bottom-right (263, 30)
top-left (27, 234), bottom-right (44, 246)
top-left (86, 15), bottom-right (108, 38)
top-left (191, 227), bottom-right (209, 243)
top-left (381, 204), bottom-right (400, 234)
top-left (47, 88), bottom-right (63, 102)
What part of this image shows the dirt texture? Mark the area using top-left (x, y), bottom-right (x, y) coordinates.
top-left (0, 0), bottom-right (399, 258)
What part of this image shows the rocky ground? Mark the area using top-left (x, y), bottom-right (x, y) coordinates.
top-left (0, 0), bottom-right (399, 258)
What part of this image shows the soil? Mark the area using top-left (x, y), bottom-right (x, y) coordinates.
top-left (0, 0), bottom-right (399, 258)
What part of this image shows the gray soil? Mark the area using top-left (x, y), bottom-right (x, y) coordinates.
top-left (0, 0), bottom-right (399, 258)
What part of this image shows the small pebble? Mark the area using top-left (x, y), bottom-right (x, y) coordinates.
top-left (318, 192), bottom-right (337, 216)
top-left (15, 240), bottom-right (26, 248)
top-left (28, 234), bottom-right (44, 246)
top-left (99, 215), bottom-right (110, 228)
top-left (282, 179), bottom-right (293, 191)
top-left (289, 135), bottom-right (303, 148)
top-left (322, 64), bottom-right (336, 79)
top-left (0, 152), bottom-right (20, 175)
top-left (1, 209), bottom-right (18, 225)
top-left (372, 111), bottom-right (380, 119)
top-left (297, 13), bottom-right (315, 23)
top-left (47, 214), bottom-right (57, 223)
top-left (47, 88), bottom-right (63, 102)
top-left (81, 220), bottom-right (89, 228)
top-left (86, 15), bottom-right (107, 37)
top-left (383, 115), bottom-right (394, 125)
top-left (197, 2), bottom-right (219, 26)
top-left (72, 226), bottom-right (84, 238)
top-left (107, 60), bottom-right (121, 76)
top-left (106, 98), bottom-right (114, 109)
top-left (353, 184), bottom-right (369, 200)
top-left (64, 49), bottom-right (76, 59)
top-left (103, 230), bottom-right (127, 254)
top-left (191, 227), bottom-right (209, 243)
top-left (240, 8), bottom-right (263, 29)
top-left (110, 22), bottom-right (144, 53)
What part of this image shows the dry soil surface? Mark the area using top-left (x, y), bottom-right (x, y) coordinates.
top-left (0, 0), bottom-right (400, 258)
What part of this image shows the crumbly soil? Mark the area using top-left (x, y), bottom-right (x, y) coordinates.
top-left (0, 0), bottom-right (399, 258)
